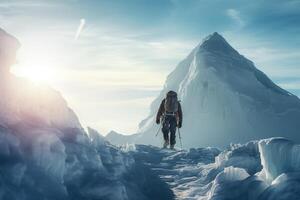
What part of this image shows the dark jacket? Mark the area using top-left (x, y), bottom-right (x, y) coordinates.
top-left (156, 99), bottom-right (183, 126)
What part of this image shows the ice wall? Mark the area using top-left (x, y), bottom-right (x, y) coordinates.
top-left (258, 138), bottom-right (300, 184)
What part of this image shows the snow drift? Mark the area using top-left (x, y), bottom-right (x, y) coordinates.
top-left (107, 32), bottom-right (300, 148)
top-left (129, 137), bottom-right (300, 200)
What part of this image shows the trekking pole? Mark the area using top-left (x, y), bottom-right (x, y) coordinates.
top-left (155, 123), bottom-right (162, 137)
top-left (178, 127), bottom-right (183, 149)
top-left (155, 116), bottom-right (164, 137)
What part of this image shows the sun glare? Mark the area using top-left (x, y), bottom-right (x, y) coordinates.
top-left (12, 65), bottom-right (54, 83)
top-left (11, 34), bottom-right (63, 84)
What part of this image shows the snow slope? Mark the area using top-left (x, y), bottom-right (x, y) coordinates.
top-left (108, 32), bottom-right (300, 148)
top-left (129, 137), bottom-right (300, 200)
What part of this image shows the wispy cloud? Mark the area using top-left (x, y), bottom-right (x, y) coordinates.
top-left (0, 1), bottom-right (58, 8)
top-left (226, 8), bottom-right (245, 27)
top-left (75, 18), bottom-right (86, 40)
top-left (239, 47), bottom-right (300, 64)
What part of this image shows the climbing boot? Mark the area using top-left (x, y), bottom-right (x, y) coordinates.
top-left (163, 140), bottom-right (169, 148)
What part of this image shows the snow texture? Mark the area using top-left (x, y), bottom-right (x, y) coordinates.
top-left (107, 32), bottom-right (300, 148)
top-left (0, 124), bottom-right (174, 200)
top-left (258, 138), bottom-right (300, 184)
top-left (129, 137), bottom-right (300, 200)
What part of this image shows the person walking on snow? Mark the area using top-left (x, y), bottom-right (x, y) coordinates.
top-left (156, 91), bottom-right (183, 149)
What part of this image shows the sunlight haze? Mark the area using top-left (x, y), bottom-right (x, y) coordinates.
top-left (1, 0), bottom-right (300, 135)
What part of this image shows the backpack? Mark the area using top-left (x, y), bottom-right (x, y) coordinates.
top-left (164, 91), bottom-right (178, 113)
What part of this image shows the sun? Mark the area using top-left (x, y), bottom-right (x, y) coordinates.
top-left (11, 65), bottom-right (54, 83)
top-left (10, 34), bottom-right (61, 83)
top-left (12, 51), bottom-right (55, 83)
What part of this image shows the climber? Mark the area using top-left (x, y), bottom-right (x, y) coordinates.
top-left (156, 90), bottom-right (183, 149)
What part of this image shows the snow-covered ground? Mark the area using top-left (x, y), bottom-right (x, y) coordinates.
top-left (0, 123), bottom-right (173, 200)
top-left (127, 137), bottom-right (300, 200)
top-left (3, 114), bottom-right (300, 200)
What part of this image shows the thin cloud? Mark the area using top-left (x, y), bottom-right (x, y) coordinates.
top-left (75, 18), bottom-right (85, 40)
top-left (0, 1), bottom-right (59, 8)
top-left (226, 8), bottom-right (245, 27)
top-left (279, 81), bottom-right (300, 90)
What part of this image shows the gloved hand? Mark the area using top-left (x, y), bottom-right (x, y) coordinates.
top-left (156, 118), bottom-right (160, 124)
top-left (178, 121), bottom-right (182, 128)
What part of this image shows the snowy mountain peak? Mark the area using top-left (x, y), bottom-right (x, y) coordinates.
top-left (202, 32), bottom-right (224, 43)
top-left (198, 32), bottom-right (238, 55)
top-left (107, 32), bottom-right (300, 148)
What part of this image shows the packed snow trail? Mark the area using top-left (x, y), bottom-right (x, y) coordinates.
top-left (128, 145), bottom-right (221, 199)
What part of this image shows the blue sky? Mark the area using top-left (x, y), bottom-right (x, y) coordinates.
top-left (1, 0), bottom-right (300, 134)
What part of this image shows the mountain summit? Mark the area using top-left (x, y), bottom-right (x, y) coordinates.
top-left (199, 32), bottom-right (238, 54)
top-left (107, 32), bottom-right (300, 148)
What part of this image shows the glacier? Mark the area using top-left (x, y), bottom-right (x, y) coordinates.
top-left (1, 28), bottom-right (300, 200)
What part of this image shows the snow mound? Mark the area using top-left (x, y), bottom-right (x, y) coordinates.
top-left (0, 76), bottom-right (81, 129)
top-left (259, 172), bottom-right (300, 200)
top-left (208, 138), bottom-right (300, 200)
top-left (215, 141), bottom-right (261, 175)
